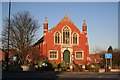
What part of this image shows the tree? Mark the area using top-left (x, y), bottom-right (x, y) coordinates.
top-left (28, 47), bottom-right (40, 65)
top-left (112, 49), bottom-right (120, 68)
top-left (2, 11), bottom-right (40, 65)
top-left (93, 46), bottom-right (120, 68)
top-left (107, 46), bottom-right (120, 68)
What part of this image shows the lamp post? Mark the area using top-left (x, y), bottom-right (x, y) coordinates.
top-left (6, 0), bottom-right (11, 71)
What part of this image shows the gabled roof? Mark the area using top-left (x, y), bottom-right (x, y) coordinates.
top-left (33, 36), bottom-right (44, 46)
top-left (33, 15), bottom-right (80, 46)
top-left (49, 15), bottom-right (76, 31)
top-left (59, 15), bottom-right (73, 23)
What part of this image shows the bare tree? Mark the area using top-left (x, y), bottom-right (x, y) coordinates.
top-left (93, 46), bottom-right (120, 68)
top-left (2, 11), bottom-right (40, 64)
top-left (27, 47), bottom-right (40, 65)
top-left (93, 47), bottom-right (106, 54)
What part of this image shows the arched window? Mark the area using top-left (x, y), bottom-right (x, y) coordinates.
top-left (55, 32), bottom-right (60, 44)
top-left (73, 33), bottom-right (77, 44)
top-left (63, 26), bottom-right (70, 44)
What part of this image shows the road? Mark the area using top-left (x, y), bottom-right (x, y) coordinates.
top-left (58, 72), bottom-right (120, 80)
top-left (2, 71), bottom-right (120, 80)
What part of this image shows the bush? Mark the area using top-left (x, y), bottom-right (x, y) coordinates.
top-left (50, 62), bottom-right (58, 71)
top-left (38, 59), bottom-right (44, 67)
top-left (37, 59), bottom-right (54, 71)
top-left (85, 65), bottom-right (90, 70)
top-left (58, 61), bottom-right (70, 71)
top-left (88, 63), bottom-right (100, 72)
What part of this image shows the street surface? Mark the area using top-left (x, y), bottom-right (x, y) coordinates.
top-left (57, 72), bottom-right (120, 80)
top-left (2, 71), bottom-right (120, 80)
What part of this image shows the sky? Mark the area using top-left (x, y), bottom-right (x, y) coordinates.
top-left (1, 2), bottom-right (118, 53)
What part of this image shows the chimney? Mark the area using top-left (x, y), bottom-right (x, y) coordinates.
top-left (43, 17), bottom-right (48, 35)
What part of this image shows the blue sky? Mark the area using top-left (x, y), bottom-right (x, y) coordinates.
top-left (2, 2), bottom-right (118, 53)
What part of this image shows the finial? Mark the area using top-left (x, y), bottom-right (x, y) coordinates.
top-left (84, 19), bottom-right (86, 23)
top-left (83, 19), bottom-right (87, 26)
top-left (44, 17), bottom-right (48, 23)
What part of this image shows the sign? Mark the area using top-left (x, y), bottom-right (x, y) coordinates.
top-left (13, 56), bottom-right (17, 61)
top-left (105, 53), bottom-right (112, 59)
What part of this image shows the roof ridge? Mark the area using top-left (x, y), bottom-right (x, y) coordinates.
top-left (60, 15), bottom-right (72, 23)
top-left (49, 15), bottom-right (77, 31)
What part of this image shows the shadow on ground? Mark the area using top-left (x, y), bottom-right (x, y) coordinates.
top-left (1, 71), bottom-right (120, 80)
top-left (2, 71), bottom-right (61, 80)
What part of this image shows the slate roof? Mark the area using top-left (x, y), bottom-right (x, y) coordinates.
top-left (33, 36), bottom-right (44, 46)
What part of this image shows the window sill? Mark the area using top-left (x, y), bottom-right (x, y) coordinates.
top-left (49, 58), bottom-right (58, 60)
top-left (75, 58), bottom-right (84, 60)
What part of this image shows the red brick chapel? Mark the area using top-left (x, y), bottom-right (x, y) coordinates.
top-left (34, 15), bottom-right (89, 66)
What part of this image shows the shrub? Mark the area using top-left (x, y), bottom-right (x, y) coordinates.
top-left (58, 61), bottom-right (70, 71)
top-left (50, 62), bottom-right (58, 71)
top-left (88, 63), bottom-right (100, 72)
top-left (38, 59), bottom-right (44, 67)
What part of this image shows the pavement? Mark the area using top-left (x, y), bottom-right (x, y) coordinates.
top-left (1, 71), bottom-right (120, 80)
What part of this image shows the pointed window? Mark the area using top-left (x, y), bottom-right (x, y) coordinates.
top-left (55, 32), bottom-right (60, 44)
top-left (63, 26), bottom-right (70, 44)
top-left (73, 33), bottom-right (77, 44)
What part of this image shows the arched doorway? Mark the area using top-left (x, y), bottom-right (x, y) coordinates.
top-left (63, 50), bottom-right (70, 63)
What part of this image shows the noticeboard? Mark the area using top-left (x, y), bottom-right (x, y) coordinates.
top-left (105, 53), bottom-right (112, 59)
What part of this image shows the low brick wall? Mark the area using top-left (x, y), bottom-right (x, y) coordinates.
top-left (111, 69), bottom-right (120, 72)
top-left (99, 69), bottom-right (120, 73)
top-left (99, 69), bottom-right (105, 73)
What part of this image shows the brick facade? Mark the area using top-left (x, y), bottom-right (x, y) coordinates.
top-left (34, 15), bottom-right (89, 65)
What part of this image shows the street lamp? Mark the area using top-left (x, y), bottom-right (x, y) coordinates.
top-left (5, 0), bottom-right (11, 71)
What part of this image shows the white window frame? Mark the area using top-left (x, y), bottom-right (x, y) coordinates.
top-left (75, 50), bottom-right (84, 60)
top-left (49, 50), bottom-right (58, 60)
top-left (54, 31), bottom-right (61, 45)
top-left (72, 32), bottom-right (79, 45)
top-left (62, 25), bottom-right (71, 44)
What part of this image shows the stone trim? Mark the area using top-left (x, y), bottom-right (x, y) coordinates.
top-left (49, 50), bottom-right (58, 60)
top-left (72, 32), bottom-right (79, 45)
top-left (61, 25), bottom-right (71, 45)
top-left (53, 31), bottom-right (61, 45)
top-left (75, 50), bottom-right (84, 60)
